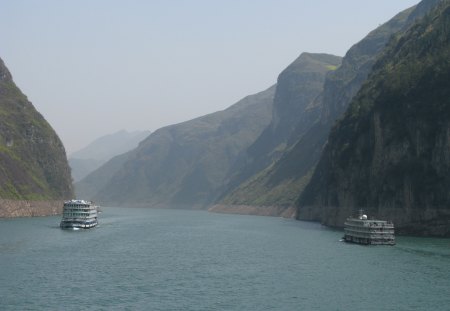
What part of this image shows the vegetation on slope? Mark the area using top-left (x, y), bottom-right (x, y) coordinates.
top-left (79, 86), bottom-right (276, 207)
top-left (219, 3), bottom-right (428, 209)
top-left (220, 53), bottom-right (341, 202)
top-left (0, 58), bottom-right (73, 200)
top-left (299, 0), bottom-right (450, 236)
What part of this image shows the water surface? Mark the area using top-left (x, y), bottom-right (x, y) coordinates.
top-left (1, 207), bottom-right (449, 310)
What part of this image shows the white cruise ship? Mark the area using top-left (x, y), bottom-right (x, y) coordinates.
top-left (60, 200), bottom-right (98, 229)
top-left (344, 210), bottom-right (395, 245)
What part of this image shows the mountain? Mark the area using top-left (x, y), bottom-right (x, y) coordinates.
top-left (70, 130), bottom-right (151, 161)
top-left (218, 53), bottom-right (341, 204)
top-left (74, 152), bottom-right (130, 200)
top-left (298, 0), bottom-right (450, 236)
top-left (0, 57), bottom-right (73, 211)
top-left (76, 86), bottom-right (276, 207)
top-left (69, 158), bottom-right (105, 183)
top-left (69, 130), bottom-right (150, 182)
top-left (216, 0), bottom-right (440, 212)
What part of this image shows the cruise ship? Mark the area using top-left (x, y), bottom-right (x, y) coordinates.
top-left (60, 199), bottom-right (98, 229)
top-left (344, 210), bottom-right (395, 245)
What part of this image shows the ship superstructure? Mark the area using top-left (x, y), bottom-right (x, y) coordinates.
top-left (60, 199), bottom-right (98, 229)
top-left (344, 210), bottom-right (395, 245)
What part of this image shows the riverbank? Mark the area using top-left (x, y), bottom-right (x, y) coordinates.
top-left (0, 199), bottom-right (63, 218)
top-left (208, 204), bottom-right (296, 218)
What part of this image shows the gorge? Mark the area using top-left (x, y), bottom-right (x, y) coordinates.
top-left (2, 0), bottom-right (449, 237)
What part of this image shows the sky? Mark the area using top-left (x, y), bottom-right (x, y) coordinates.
top-left (0, 0), bottom-right (419, 154)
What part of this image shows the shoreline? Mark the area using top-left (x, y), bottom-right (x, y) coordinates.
top-left (208, 204), bottom-right (297, 218)
top-left (0, 199), bottom-right (64, 218)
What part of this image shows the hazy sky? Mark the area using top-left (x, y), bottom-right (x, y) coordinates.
top-left (0, 0), bottom-right (419, 154)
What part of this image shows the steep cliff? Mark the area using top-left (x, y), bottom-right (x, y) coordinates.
top-left (0, 57), bottom-right (73, 207)
top-left (299, 1), bottom-right (450, 236)
top-left (79, 86), bottom-right (275, 207)
top-left (218, 53), bottom-right (341, 206)
top-left (217, 2), bottom-right (433, 210)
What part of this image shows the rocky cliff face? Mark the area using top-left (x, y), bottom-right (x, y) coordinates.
top-left (256, 53), bottom-right (341, 154)
top-left (79, 86), bottom-right (275, 207)
top-left (0, 57), bottom-right (73, 207)
top-left (0, 199), bottom-right (64, 218)
top-left (220, 53), bottom-right (341, 202)
top-left (217, 3), bottom-right (430, 211)
top-left (299, 1), bottom-right (450, 236)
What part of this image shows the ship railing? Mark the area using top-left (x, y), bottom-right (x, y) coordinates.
top-left (346, 226), bottom-right (394, 232)
top-left (345, 219), bottom-right (394, 226)
top-left (61, 216), bottom-right (97, 221)
top-left (345, 225), bottom-right (393, 231)
top-left (345, 225), bottom-right (394, 231)
top-left (345, 234), bottom-right (394, 240)
top-left (345, 228), bottom-right (394, 235)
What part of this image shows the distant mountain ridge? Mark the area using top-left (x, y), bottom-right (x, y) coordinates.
top-left (74, 151), bottom-right (130, 200)
top-left (0, 57), bottom-right (73, 202)
top-left (76, 86), bottom-right (276, 207)
top-left (69, 130), bottom-right (150, 182)
top-left (70, 130), bottom-right (150, 160)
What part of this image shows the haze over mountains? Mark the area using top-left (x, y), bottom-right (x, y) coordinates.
top-left (69, 130), bottom-right (150, 182)
top-left (218, 0), bottom-right (439, 210)
top-left (76, 86), bottom-right (276, 207)
top-left (1, 0), bottom-right (449, 236)
top-left (73, 0), bottom-right (449, 236)
top-left (218, 53), bottom-right (342, 207)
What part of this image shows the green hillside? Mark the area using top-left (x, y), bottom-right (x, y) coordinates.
top-left (0, 58), bottom-right (73, 200)
top-left (78, 86), bottom-right (276, 207)
top-left (219, 53), bottom-right (341, 207)
top-left (218, 2), bottom-right (430, 209)
top-left (299, 0), bottom-right (450, 236)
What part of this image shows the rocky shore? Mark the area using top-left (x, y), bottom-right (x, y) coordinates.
top-left (0, 199), bottom-right (64, 218)
top-left (208, 204), bottom-right (297, 218)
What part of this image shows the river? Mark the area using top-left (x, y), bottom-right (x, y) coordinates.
top-left (1, 207), bottom-right (449, 310)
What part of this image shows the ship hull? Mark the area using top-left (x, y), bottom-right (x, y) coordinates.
top-left (60, 219), bottom-right (98, 229)
top-left (344, 234), bottom-right (395, 245)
